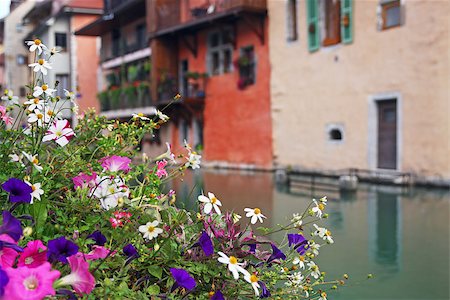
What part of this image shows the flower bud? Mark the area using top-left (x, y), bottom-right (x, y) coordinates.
top-left (154, 243), bottom-right (160, 251)
top-left (23, 226), bottom-right (33, 237)
top-left (343, 273), bottom-right (349, 279)
top-left (367, 273), bottom-right (373, 279)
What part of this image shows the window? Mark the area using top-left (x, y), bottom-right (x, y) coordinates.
top-left (306, 0), bottom-right (353, 52)
top-left (55, 74), bottom-right (69, 97)
top-left (329, 129), bottom-right (342, 140)
top-left (55, 33), bottom-right (67, 51)
top-left (237, 46), bottom-right (255, 89)
top-left (112, 29), bottom-right (121, 57)
top-left (136, 24), bottom-right (146, 49)
top-left (287, 0), bottom-right (298, 41)
top-left (16, 54), bottom-right (27, 65)
top-left (321, 0), bottom-right (341, 46)
top-left (327, 124), bottom-right (344, 143)
top-left (380, 0), bottom-right (401, 30)
top-left (207, 29), bottom-right (233, 75)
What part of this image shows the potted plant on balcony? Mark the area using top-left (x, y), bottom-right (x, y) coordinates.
top-left (109, 86), bottom-right (122, 110)
top-left (185, 71), bottom-right (208, 98)
top-left (97, 90), bottom-right (110, 111)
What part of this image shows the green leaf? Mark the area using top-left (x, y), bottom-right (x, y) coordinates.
top-left (146, 284), bottom-right (160, 295)
top-left (147, 265), bottom-right (162, 279)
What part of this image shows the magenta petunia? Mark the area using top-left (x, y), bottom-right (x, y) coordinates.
top-left (17, 240), bottom-right (48, 268)
top-left (100, 155), bottom-right (131, 173)
top-left (58, 254), bottom-right (95, 295)
top-left (82, 246), bottom-right (115, 261)
top-left (3, 262), bottom-right (60, 300)
top-left (155, 160), bottom-right (168, 179)
top-left (0, 234), bottom-right (19, 268)
top-left (72, 171), bottom-right (98, 190)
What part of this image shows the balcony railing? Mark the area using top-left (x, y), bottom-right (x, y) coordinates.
top-left (155, 0), bottom-right (266, 32)
top-left (98, 82), bottom-right (152, 113)
top-left (157, 72), bottom-right (207, 105)
top-left (102, 38), bottom-right (148, 63)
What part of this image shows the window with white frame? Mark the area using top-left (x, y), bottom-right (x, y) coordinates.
top-left (378, 0), bottom-right (402, 30)
top-left (287, 0), bottom-right (298, 41)
top-left (207, 29), bottom-right (233, 76)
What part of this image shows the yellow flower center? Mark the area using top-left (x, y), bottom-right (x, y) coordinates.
top-left (55, 130), bottom-right (62, 137)
top-left (38, 59), bottom-right (44, 65)
top-left (321, 291), bottom-right (327, 297)
top-left (32, 158), bottom-right (39, 165)
top-left (254, 208), bottom-right (261, 215)
top-left (42, 85), bottom-right (48, 91)
top-left (299, 256), bottom-right (305, 262)
top-left (250, 274), bottom-right (258, 283)
top-left (37, 113), bottom-right (43, 120)
top-left (25, 257), bottom-right (34, 265)
top-left (24, 276), bottom-right (38, 290)
top-left (318, 203), bottom-right (325, 211)
top-left (208, 291), bottom-right (215, 297)
top-left (31, 185), bottom-right (36, 191)
top-left (211, 197), bottom-right (217, 204)
top-left (148, 226), bottom-right (155, 233)
top-left (311, 265), bottom-right (318, 271)
top-left (47, 110), bottom-right (54, 116)
top-left (34, 39), bottom-right (41, 45)
top-left (33, 98), bottom-right (39, 104)
top-left (138, 113), bottom-right (144, 117)
top-left (325, 230), bottom-right (332, 236)
top-left (229, 256), bottom-right (237, 265)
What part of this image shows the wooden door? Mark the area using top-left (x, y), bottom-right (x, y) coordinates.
top-left (377, 100), bottom-right (397, 169)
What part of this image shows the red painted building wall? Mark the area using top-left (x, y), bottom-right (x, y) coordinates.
top-left (175, 19), bottom-right (273, 168)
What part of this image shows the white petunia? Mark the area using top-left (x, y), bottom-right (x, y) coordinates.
top-left (244, 273), bottom-right (260, 297)
top-left (307, 261), bottom-right (321, 279)
top-left (1, 90), bottom-right (19, 105)
top-left (198, 192), bottom-right (222, 215)
top-left (33, 84), bottom-right (56, 98)
top-left (22, 152), bottom-right (43, 172)
top-left (244, 207), bottom-right (266, 224)
top-left (217, 251), bottom-right (250, 280)
top-left (28, 58), bottom-right (52, 75)
top-left (42, 119), bottom-right (74, 146)
top-left (93, 176), bottom-right (129, 210)
top-left (26, 39), bottom-right (47, 55)
top-left (139, 220), bottom-right (163, 240)
top-left (25, 181), bottom-right (44, 204)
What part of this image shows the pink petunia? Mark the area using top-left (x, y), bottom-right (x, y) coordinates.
top-left (100, 155), bottom-right (131, 173)
top-left (72, 171), bottom-right (98, 190)
top-left (82, 246), bottom-right (116, 261)
top-left (3, 262), bottom-right (60, 300)
top-left (0, 234), bottom-right (19, 268)
top-left (58, 254), bottom-right (95, 295)
top-left (155, 159), bottom-right (168, 178)
top-left (17, 240), bottom-right (48, 268)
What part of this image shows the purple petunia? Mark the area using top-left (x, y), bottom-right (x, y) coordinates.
top-left (87, 230), bottom-right (106, 247)
top-left (123, 244), bottom-right (139, 261)
top-left (0, 211), bottom-right (23, 242)
top-left (199, 231), bottom-right (214, 256)
top-left (1, 178), bottom-right (33, 203)
top-left (259, 281), bottom-right (271, 298)
top-left (47, 236), bottom-right (79, 264)
top-left (0, 266), bottom-right (8, 297)
top-left (287, 233), bottom-right (309, 255)
top-left (211, 290), bottom-right (225, 300)
top-left (267, 243), bottom-right (286, 263)
top-left (170, 268), bottom-right (196, 291)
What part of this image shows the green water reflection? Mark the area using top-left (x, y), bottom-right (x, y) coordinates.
top-left (170, 169), bottom-right (449, 300)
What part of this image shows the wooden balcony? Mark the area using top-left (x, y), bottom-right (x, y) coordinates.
top-left (151, 0), bottom-right (266, 37)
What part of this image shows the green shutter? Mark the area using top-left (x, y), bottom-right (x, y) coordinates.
top-left (341, 0), bottom-right (353, 44)
top-left (306, 0), bottom-right (319, 52)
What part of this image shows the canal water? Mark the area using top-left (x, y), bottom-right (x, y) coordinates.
top-left (170, 169), bottom-right (449, 300)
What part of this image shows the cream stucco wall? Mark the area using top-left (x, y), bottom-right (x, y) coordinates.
top-left (269, 0), bottom-right (449, 179)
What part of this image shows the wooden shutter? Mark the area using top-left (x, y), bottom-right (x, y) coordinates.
top-left (306, 0), bottom-right (319, 52)
top-left (341, 0), bottom-right (353, 44)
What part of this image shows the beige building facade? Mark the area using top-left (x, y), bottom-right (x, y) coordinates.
top-left (268, 0), bottom-right (449, 182)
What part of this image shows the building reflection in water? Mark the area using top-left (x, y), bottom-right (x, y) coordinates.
top-left (368, 187), bottom-right (402, 273)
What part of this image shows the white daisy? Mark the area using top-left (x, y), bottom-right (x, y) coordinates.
top-left (156, 110), bottom-right (169, 122)
top-left (244, 207), bottom-right (266, 224)
top-left (185, 152), bottom-right (201, 169)
top-left (33, 84), bottom-right (56, 98)
top-left (291, 213), bottom-right (303, 227)
top-left (28, 58), bottom-right (52, 75)
top-left (22, 152), bottom-right (43, 172)
top-left (307, 261), bottom-right (321, 279)
top-left (217, 251), bottom-right (250, 280)
top-left (198, 192), bottom-right (222, 215)
top-left (313, 224), bottom-right (334, 244)
top-left (24, 97), bottom-right (45, 111)
top-left (63, 89), bottom-right (76, 102)
top-left (318, 291), bottom-right (328, 300)
top-left (1, 90), bottom-right (19, 105)
top-left (309, 241), bottom-right (320, 255)
top-left (288, 272), bottom-right (304, 286)
top-left (27, 109), bottom-right (49, 127)
top-left (132, 113), bottom-right (150, 121)
top-left (311, 199), bottom-right (325, 218)
top-left (45, 46), bottom-right (60, 56)
top-left (25, 39), bottom-right (47, 55)
top-left (25, 181), bottom-right (44, 203)
top-left (244, 273), bottom-right (260, 297)
top-left (139, 220), bottom-right (163, 240)
top-left (293, 255), bottom-right (306, 269)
